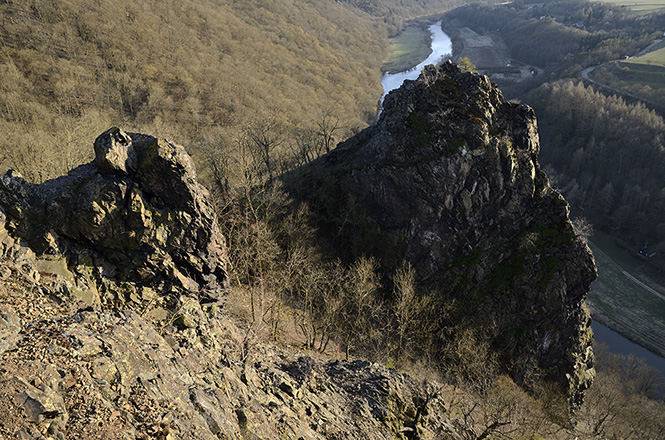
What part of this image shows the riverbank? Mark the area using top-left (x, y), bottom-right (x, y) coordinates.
top-left (592, 321), bottom-right (665, 396)
top-left (591, 309), bottom-right (665, 360)
top-left (587, 235), bottom-right (665, 360)
top-left (382, 23), bottom-right (433, 74)
top-left (380, 21), bottom-right (452, 105)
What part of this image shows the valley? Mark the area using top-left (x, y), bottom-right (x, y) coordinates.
top-left (434, 2), bottom-right (665, 390)
top-left (1, 0), bottom-right (665, 438)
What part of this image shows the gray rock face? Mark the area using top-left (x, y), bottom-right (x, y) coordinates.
top-left (0, 128), bottom-right (228, 306)
top-left (0, 263), bottom-right (452, 439)
top-left (285, 62), bottom-right (596, 407)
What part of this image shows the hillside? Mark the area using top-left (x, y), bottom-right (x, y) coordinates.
top-left (0, 0), bottom-right (467, 186)
top-left (2, 0), bottom-right (665, 438)
top-left (1, 0), bottom-right (381, 183)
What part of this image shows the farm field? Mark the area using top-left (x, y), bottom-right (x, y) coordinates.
top-left (587, 232), bottom-right (665, 357)
top-left (588, 60), bottom-right (665, 107)
top-left (382, 24), bottom-right (432, 73)
top-left (625, 45), bottom-right (665, 67)
top-left (596, 0), bottom-right (665, 15)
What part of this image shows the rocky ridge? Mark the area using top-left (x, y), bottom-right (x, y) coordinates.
top-left (0, 129), bottom-right (454, 439)
top-left (285, 62), bottom-right (597, 407)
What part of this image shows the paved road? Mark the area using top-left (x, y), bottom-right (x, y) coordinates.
top-left (635, 38), bottom-right (664, 57)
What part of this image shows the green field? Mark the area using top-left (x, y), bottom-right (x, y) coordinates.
top-left (382, 25), bottom-right (432, 73)
top-left (625, 46), bottom-right (665, 67)
top-left (587, 232), bottom-right (665, 356)
top-left (596, 0), bottom-right (665, 15)
top-left (614, 62), bottom-right (665, 90)
top-left (589, 60), bottom-right (665, 106)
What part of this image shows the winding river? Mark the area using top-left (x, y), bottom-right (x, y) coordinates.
top-left (380, 21), bottom-right (452, 104)
top-left (381, 21), bottom-right (665, 387)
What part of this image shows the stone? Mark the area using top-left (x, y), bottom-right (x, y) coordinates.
top-left (93, 127), bottom-right (137, 175)
top-left (285, 62), bottom-right (596, 406)
top-left (0, 305), bottom-right (21, 355)
top-left (12, 378), bottom-right (67, 424)
top-left (0, 128), bottom-right (229, 308)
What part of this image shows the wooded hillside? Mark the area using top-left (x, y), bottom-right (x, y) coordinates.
top-left (529, 81), bottom-right (665, 255)
top-left (1, 0), bottom-right (457, 183)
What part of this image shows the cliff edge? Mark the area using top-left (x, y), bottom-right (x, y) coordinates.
top-left (285, 62), bottom-right (597, 406)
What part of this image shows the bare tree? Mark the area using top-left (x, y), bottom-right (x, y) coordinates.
top-left (392, 260), bottom-right (432, 366)
top-left (315, 111), bottom-right (341, 154)
top-left (244, 117), bottom-right (284, 183)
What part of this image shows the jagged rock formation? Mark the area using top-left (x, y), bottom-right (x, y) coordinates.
top-left (285, 62), bottom-right (596, 406)
top-left (0, 128), bottom-right (228, 309)
top-left (0, 129), bottom-right (453, 439)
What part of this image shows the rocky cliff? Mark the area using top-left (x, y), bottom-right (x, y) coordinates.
top-left (0, 128), bottom-right (228, 308)
top-left (285, 62), bottom-right (596, 406)
top-left (0, 129), bottom-right (453, 439)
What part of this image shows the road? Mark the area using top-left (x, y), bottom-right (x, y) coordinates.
top-left (580, 39), bottom-right (664, 108)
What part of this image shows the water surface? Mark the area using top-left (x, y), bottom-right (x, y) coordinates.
top-left (380, 21), bottom-right (452, 104)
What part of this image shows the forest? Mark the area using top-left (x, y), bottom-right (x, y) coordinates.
top-left (0, 0), bottom-right (393, 183)
top-left (528, 81), bottom-right (665, 251)
top-left (1, 0), bottom-right (665, 438)
top-left (444, 0), bottom-right (665, 266)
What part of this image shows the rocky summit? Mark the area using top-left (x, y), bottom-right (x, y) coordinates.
top-left (286, 62), bottom-right (596, 407)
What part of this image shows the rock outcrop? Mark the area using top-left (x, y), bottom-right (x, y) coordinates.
top-left (0, 128), bottom-right (228, 309)
top-left (285, 62), bottom-right (596, 406)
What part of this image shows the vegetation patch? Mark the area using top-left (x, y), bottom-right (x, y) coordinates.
top-left (382, 24), bottom-right (432, 73)
top-left (407, 112), bottom-right (434, 148)
top-left (452, 246), bottom-right (484, 269)
top-left (488, 254), bottom-right (526, 292)
top-left (433, 76), bottom-right (460, 100)
top-left (537, 256), bottom-right (565, 289)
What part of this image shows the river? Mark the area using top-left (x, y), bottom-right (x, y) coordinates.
top-left (380, 21), bottom-right (452, 104)
top-left (382, 21), bottom-right (665, 385)
top-left (593, 321), bottom-right (665, 384)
